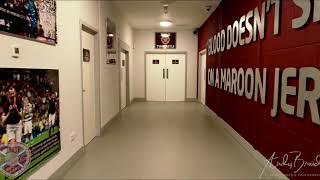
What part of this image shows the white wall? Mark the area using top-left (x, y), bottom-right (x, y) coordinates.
top-left (0, 0), bottom-right (133, 179)
top-left (99, 2), bottom-right (134, 128)
top-left (99, 1), bottom-right (119, 128)
top-left (117, 18), bottom-right (134, 104)
top-left (133, 30), bottom-right (198, 99)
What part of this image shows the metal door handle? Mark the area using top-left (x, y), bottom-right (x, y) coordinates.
top-left (163, 69), bottom-right (165, 79)
top-left (167, 69), bottom-right (169, 79)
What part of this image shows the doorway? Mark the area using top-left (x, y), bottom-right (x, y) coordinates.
top-left (118, 40), bottom-right (130, 110)
top-left (146, 53), bottom-right (186, 101)
top-left (198, 50), bottom-right (206, 105)
top-left (80, 23), bottom-right (100, 146)
top-left (120, 50), bottom-right (129, 109)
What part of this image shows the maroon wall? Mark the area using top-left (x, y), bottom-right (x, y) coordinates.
top-left (198, 0), bottom-right (320, 179)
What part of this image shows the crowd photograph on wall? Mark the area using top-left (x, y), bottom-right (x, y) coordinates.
top-left (0, 0), bottom-right (57, 44)
top-left (0, 69), bottom-right (59, 146)
top-left (0, 68), bottom-right (61, 178)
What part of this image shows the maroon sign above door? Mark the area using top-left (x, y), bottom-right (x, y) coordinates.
top-left (155, 32), bottom-right (176, 49)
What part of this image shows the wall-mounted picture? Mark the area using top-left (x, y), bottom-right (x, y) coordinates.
top-left (107, 36), bottom-right (114, 49)
top-left (106, 59), bottom-right (116, 65)
top-left (0, 68), bottom-right (60, 179)
top-left (106, 51), bottom-right (117, 65)
top-left (0, 0), bottom-right (57, 45)
top-left (155, 32), bottom-right (176, 49)
top-left (83, 49), bottom-right (90, 62)
top-left (106, 18), bottom-right (116, 49)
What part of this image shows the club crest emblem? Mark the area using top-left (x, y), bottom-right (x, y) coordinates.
top-left (161, 36), bottom-right (171, 45)
top-left (0, 143), bottom-right (31, 178)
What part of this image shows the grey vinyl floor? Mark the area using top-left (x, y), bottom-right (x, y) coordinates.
top-left (62, 102), bottom-right (270, 179)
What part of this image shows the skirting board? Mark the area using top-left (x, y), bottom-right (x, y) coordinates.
top-left (101, 111), bottom-right (122, 133)
top-left (49, 147), bottom-right (84, 179)
top-left (51, 110), bottom-right (123, 179)
top-left (185, 98), bottom-right (198, 102)
top-left (131, 98), bottom-right (146, 103)
top-left (204, 105), bottom-right (288, 180)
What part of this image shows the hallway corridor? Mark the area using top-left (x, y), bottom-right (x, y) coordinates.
top-left (62, 102), bottom-right (269, 179)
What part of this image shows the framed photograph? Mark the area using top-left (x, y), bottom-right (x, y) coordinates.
top-left (107, 36), bottom-right (113, 49)
top-left (0, 68), bottom-right (60, 178)
top-left (106, 51), bottom-right (117, 65)
top-left (83, 49), bottom-right (90, 62)
top-left (0, 0), bottom-right (57, 45)
top-left (106, 59), bottom-right (116, 65)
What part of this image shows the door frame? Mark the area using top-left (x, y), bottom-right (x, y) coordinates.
top-left (144, 51), bottom-right (188, 101)
top-left (118, 39), bottom-right (131, 109)
top-left (198, 49), bottom-right (207, 104)
top-left (79, 20), bottom-right (101, 146)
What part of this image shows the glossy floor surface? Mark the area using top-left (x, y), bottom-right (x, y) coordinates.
top-left (62, 102), bottom-right (272, 179)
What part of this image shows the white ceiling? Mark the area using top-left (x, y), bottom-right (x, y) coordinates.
top-left (110, 0), bottom-right (221, 30)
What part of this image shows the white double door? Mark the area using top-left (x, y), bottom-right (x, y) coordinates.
top-left (146, 53), bottom-right (186, 101)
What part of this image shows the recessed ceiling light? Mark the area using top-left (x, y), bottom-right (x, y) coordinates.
top-left (160, 20), bottom-right (173, 27)
top-left (107, 33), bottom-right (114, 37)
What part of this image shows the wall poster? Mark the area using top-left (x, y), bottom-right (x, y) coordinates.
top-left (83, 49), bottom-right (90, 62)
top-left (0, 0), bottom-right (57, 44)
top-left (0, 68), bottom-right (60, 179)
top-left (155, 32), bottom-right (176, 49)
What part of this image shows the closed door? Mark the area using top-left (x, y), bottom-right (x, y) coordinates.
top-left (200, 53), bottom-right (206, 105)
top-left (165, 54), bottom-right (186, 101)
top-left (146, 53), bottom-right (186, 101)
top-left (81, 30), bottom-right (96, 145)
top-left (146, 54), bottom-right (166, 101)
top-left (120, 51), bottom-right (126, 109)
